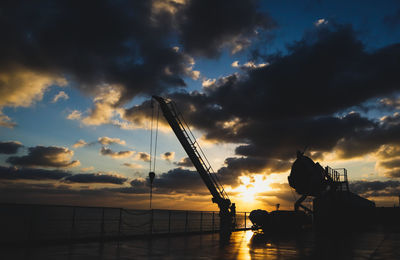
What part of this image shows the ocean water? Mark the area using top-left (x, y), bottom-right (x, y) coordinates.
top-left (0, 204), bottom-right (249, 243)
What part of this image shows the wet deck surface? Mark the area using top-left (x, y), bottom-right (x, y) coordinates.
top-left (3, 228), bottom-right (400, 259)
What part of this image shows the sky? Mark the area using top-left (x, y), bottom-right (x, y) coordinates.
top-left (1, 0), bottom-right (400, 212)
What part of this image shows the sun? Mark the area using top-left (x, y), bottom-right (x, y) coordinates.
top-left (233, 175), bottom-right (273, 203)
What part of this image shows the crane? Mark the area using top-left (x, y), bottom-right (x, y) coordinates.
top-left (152, 96), bottom-right (235, 237)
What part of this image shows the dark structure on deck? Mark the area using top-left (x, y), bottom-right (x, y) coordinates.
top-left (250, 151), bottom-right (376, 231)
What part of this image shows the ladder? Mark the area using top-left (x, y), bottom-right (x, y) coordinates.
top-left (165, 100), bottom-right (230, 201)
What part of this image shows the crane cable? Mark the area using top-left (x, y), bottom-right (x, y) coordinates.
top-left (153, 106), bottom-right (160, 173)
top-left (149, 99), bottom-right (154, 173)
top-left (148, 99), bottom-right (160, 209)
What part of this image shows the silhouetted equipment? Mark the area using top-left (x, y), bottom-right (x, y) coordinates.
top-left (250, 151), bottom-right (376, 231)
top-left (149, 171), bottom-right (155, 208)
top-left (288, 151), bottom-right (375, 229)
top-left (152, 96), bottom-right (235, 237)
top-left (249, 209), bottom-right (311, 232)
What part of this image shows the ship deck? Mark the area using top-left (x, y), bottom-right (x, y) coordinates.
top-left (2, 227), bottom-right (400, 259)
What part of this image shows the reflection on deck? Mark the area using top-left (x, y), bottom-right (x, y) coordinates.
top-left (2, 229), bottom-right (400, 259)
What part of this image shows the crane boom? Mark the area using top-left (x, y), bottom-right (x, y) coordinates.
top-left (152, 96), bottom-right (234, 235)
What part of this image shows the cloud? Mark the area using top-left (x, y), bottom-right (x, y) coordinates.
top-left (72, 139), bottom-right (88, 148)
top-left (174, 157), bottom-right (193, 167)
top-left (7, 146), bottom-right (80, 168)
top-left (135, 152), bottom-right (151, 162)
top-left (51, 91), bottom-right (69, 103)
top-left (1, 0), bottom-right (260, 110)
top-left (81, 86), bottom-right (123, 126)
top-left (231, 60), bottom-right (268, 69)
top-left (0, 165), bottom-right (126, 185)
top-left (202, 78), bottom-right (216, 88)
top-left (98, 136), bottom-right (126, 146)
top-left (379, 97), bottom-right (400, 110)
top-left (314, 18), bottom-right (328, 27)
top-left (123, 163), bottom-right (142, 169)
top-left (73, 136), bottom-right (126, 149)
top-left (383, 9), bottom-right (400, 29)
top-left (64, 173), bottom-right (127, 185)
top-left (121, 24), bottom-right (400, 185)
top-left (81, 166), bottom-right (95, 172)
top-left (0, 141), bottom-right (23, 154)
top-left (0, 165), bottom-right (71, 180)
top-left (376, 145), bottom-right (400, 159)
top-left (379, 158), bottom-right (400, 169)
top-left (100, 147), bottom-right (134, 159)
top-left (217, 157), bottom-right (291, 186)
top-left (67, 110), bottom-right (82, 120)
top-left (0, 70), bottom-right (67, 109)
top-left (0, 112), bottom-right (17, 128)
top-left (384, 169), bottom-right (400, 178)
top-left (130, 167), bottom-right (207, 194)
top-left (161, 151), bottom-right (175, 161)
top-left (176, 0), bottom-right (275, 57)
top-left (350, 180), bottom-right (400, 197)
top-left (0, 68), bottom-right (67, 127)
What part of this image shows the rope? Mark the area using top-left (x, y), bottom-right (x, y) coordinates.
top-left (149, 99), bottom-right (154, 172)
top-left (152, 105), bottom-right (160, 173)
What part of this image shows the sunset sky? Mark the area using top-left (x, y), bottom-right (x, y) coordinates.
top-left (1, 0), bottom-right (400, 212)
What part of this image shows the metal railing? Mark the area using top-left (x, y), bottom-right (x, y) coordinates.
top-left (0, 204), bottom-right (251, 244)
top-left (325, 166), bottom-right (349, 191)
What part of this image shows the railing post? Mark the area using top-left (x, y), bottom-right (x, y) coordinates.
top-left (185, 211), bottom-right (188, 233)
top-left (101, 207), bottom-right (105, 239)
top-left (168, 210), bottom-right (171, 234)
top-left (118, 208), bottom-right (122, 238)
top-left (71, 206), bottom-right (76, 240)
top-left (212, 212), bottom-right (215, 232)
top-left (244, 212), bottom-right (247, 229)
top-left (149, 209), bottom-right (154, 235)
top-left (200, 212), bottom-right (203, 232)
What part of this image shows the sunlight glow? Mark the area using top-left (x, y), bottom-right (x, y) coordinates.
top-left (234, 175), bottom-right (273, 203)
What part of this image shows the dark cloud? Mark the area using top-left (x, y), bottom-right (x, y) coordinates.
top-left (0, 165), bottom-right (71, 180)
top-left (7, 146), bottom-right (80, 168)
top-left (0, 0), bottom-right (274, 105)
top-left (177, 0), bottom-right (275, 57)
top-left (217, 157), bottom-right (291, 185)
top-left (350, 180), bottom-right (400, 197)
top-left (174, 157), bottom-right (193, 167)
top-left (378, 97), bottom-right (400, 111)
top-left (377, 145), bottom-right (400, 159)
top-left (0, 141), bottom-right (23, 154)
top-left (130, 168), bottom-right (208, 195)
top-left (379, 158), bottom-right (400, 169)
top-left (383, 9), bottom-right (400, 29)
top-left (161, 151), bottom-right (175, 161)
top-left (136, 152), bottom-right (150, 162)
top-left (334, 117), bottom-right (400, 159)
top-left (160, 25), bottom-right (399, 172)
top-left (64, 173), bottom-right (127, 185)
top-left (0, 165), bottom-right (128, 185)
top-left (385, 169), bottom-right (400, 178)
top-left (100, 147), bottom-right (134, 158)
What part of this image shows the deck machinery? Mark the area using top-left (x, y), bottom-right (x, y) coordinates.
top-left (250, 151), bottom-right (375, 231)
top-left (289, 151), bottom-right (375, 228)
top-left (152, 96), bottom-right (235, 237)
